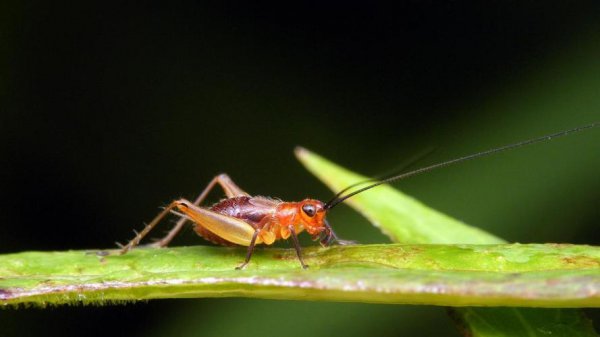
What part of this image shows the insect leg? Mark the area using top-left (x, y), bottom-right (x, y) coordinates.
top-left (119, 200), bottom-right (182, 254)
top-left (212, 173), bottom-right (250, 198)
top-left (320, 220), bottom-right (357, 247)
top-left (121, 198), bottom-right (258, 254)
top-left (235, 230), bottom-right (260, 270)
top-left (148, 174), bottom-right (250, 248)
top-left (289, 226), bottom-right (308, 269)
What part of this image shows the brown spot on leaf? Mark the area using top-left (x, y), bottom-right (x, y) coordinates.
top-left (548, 243), bottom-right (574, 248)
top-left (40, 279), bottom-right (56, 286)
top-left (562, 256), bottom-right (600, 268)
top-left (409, 246), bottom-right (424, 253)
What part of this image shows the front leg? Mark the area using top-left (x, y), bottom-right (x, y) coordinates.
top-left (319, 220), bottom-right (357, 247)
top-left (289, 226), bottom-right (309, 269)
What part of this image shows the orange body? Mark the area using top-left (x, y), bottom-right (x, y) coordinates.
top-left (176, 196), bottom-right (330, 247)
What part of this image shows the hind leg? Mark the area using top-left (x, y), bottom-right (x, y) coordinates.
top-left (120, 174), bottom-right (249, 251)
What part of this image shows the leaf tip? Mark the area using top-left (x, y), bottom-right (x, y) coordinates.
top-left (294, 146), bottom-right (311, 160)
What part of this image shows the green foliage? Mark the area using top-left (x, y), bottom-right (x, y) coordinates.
top-left (1, 243), bottom-right (599, 308)
top-left (0, 147), bottom-right (597, 336)
top-left (295, 147), bottom-right (597, 336)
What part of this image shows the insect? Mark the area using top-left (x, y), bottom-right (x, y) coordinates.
top-left (118, 123), bottom-right (597, 269)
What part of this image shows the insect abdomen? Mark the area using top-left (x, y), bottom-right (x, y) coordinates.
top-left (192, 196), bottom-right (277, 246)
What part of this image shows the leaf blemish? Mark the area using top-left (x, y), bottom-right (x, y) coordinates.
top-left (0, 288), bottom-right (12, 300)
top-left (562, 256), bottom-right (600, 268)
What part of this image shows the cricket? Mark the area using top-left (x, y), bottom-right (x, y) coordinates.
top-left (118, 123), bottom-right (598, 269)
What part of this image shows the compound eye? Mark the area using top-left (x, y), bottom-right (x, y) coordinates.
top-left (302, 203), bottom-right (316, 217)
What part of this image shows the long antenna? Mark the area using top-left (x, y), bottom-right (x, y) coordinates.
top-left (324, 122), bottom-right (598, 210)
top-left (324, 147), bottom-right (437, 206)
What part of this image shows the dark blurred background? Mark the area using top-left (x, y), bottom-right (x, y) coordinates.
top-left (2, 2), bottom-right (599, 337)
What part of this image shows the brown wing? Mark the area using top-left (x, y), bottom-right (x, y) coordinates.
top-left (210, 196), bottom-right (279, 227)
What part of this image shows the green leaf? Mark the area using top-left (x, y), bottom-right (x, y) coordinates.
top-left (0, 148), bottom-right (597, 337)
top-left (1, 244), bottom-right (599, 307)
top-left (295, 147), bottom-right (598, 337)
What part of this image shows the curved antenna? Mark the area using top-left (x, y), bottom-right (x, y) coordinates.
top-left (324, 122), bottom-right (598, 210)
top-left (324, 147), bottom-right (437, 206)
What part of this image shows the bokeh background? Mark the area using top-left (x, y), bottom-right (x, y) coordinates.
top-left (2, 2), bottom-right (599, 336)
